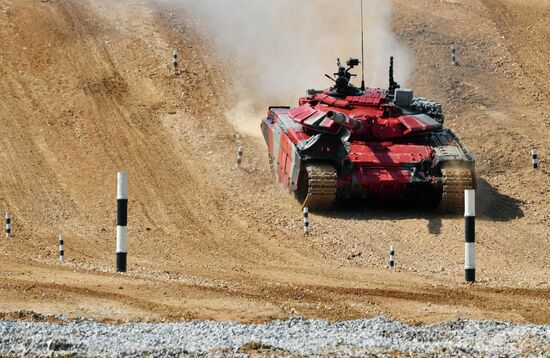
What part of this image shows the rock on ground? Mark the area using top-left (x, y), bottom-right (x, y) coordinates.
top-left (0, 317), bottom-right (548, 357)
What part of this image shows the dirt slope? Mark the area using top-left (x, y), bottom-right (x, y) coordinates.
top-left (0, 0), bottom-right (548, 324)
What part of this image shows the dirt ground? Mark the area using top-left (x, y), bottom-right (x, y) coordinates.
top-left (0, 0), bottom-right (548, 325)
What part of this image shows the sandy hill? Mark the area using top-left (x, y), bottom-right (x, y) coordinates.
top-left (0, 0), bottom-right (548, 324)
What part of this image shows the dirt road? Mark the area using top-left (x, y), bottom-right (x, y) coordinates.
top-left (0, 0), bottom-right (548, 324)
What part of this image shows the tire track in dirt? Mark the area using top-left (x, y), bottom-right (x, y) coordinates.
top-left (1, 258), bottom-right (547, 323)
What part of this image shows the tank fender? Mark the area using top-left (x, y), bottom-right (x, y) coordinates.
top-left (430, 130), bottom-right (475, 166)
top-left (261, 117), bottom-right (273, 152)
top-left (272, 121), bottom-right (283, 173)
top-left (268, 121), bottom-right (304, 192)
top-left (289, 147), bottom-right (302, 192)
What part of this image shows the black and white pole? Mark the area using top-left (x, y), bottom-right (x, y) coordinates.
top-left (59, 234), bottom-right (64, 263)
top-left (451, 45), bottom-right (457, 66)
top-left (5, 212), bottom-right (10, 239)
top-left (531, 149), bottom-right (539, 169)
top-left (464, 189), bottom-right (476, 283)
top-left (172, 50), bottom-right (178, 75)
top-left (303, 207), bottom-right (309, 234)
top-left (116, 172), bottom-right (128, 273)
top-left (389, 243), bottom-right (395, 270)
top-left (236, 146), bottom-right (243, 168)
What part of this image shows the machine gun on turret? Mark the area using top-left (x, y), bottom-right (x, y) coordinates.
top-left (325, 58), bottom-right (363, 97)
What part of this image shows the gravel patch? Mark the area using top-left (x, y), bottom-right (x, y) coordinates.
top-left (0, 316), bottom-right (548, 357)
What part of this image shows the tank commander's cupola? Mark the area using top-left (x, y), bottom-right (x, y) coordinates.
top-left (326, 58), bottom-right (364, 98)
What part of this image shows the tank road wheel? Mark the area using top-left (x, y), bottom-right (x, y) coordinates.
top-left (297, 163), bottom-right (338, 211)
top-left (440, 166), bottom-right (474, 214)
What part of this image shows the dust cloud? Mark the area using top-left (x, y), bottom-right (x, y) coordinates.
top-left (174, 0), bottom-right (412, 136)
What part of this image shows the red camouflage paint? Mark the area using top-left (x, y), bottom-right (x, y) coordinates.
top-left (261, 87), bottom-right (471, 201)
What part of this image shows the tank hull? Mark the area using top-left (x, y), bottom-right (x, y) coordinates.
top-left (261, 89), bottom-right (475, 211)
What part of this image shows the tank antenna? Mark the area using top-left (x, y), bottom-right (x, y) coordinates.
top-left (360, 0), bottom-right (366, 91)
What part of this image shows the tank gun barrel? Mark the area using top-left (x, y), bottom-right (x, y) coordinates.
top-left (327, 111), bottom-right (362, 130)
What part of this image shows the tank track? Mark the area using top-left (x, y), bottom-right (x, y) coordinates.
top-left (440, 167), bottom-right (474, 213)
top-left (302, 164), bottom-right (338, 211)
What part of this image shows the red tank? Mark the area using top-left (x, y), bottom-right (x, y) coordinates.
top-left (261, 58), bottom-right (475, 211)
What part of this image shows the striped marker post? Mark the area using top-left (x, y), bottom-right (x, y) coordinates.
top-left (172, 50), bottom-right (178, 75)
top-left (389, 243), bottom-right (395, 270)
top-left (531, 149), bottom-right (539, 169)
top-left (236, 147), bottom-right (243, 168)
top-left (451, 45), bottom-right (457, 66)
top-left (464, 189), bottom-right (476, 283)
top-left (5, 212), bottom-right (10, 239)
top-left (116, 172), bottom-right (128, 273)
top-left (303, 207), bottom-right (309, 234)
top-left (59, 234), bottom-right (64, 263)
